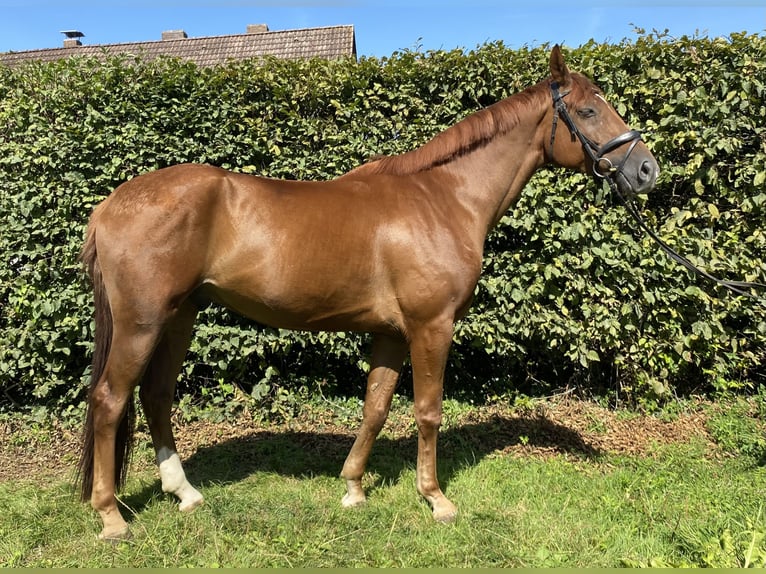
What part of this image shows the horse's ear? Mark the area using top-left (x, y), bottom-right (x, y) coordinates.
top-left (550, 44), bottom-right (572, 88)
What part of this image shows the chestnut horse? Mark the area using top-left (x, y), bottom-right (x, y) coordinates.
top-left (77, 46), bottom-right (658, 540)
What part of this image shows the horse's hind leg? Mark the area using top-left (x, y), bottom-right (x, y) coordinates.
top-left (139, 302), bottom-right (203, 512)
top-left (90, 323), bottom-right (163, 541)
top-left (340, 333), bottom-right (407, 507)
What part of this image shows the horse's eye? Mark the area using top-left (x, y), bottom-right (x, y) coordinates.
top-left (577, 108), bottom-right (596, 119)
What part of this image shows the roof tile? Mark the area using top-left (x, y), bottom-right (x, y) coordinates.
top-left (0, 25), bottom-right (356, 67)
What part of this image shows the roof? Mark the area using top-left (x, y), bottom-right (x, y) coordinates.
top-left (0, 25), bottom-right (357, 67)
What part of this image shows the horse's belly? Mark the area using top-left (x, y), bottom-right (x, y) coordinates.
top-left (195, 279), bottom-right (400, 334)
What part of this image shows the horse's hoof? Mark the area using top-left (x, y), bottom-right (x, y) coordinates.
top-left (341, 478), bottom-right (367, 508)
top-left (98, 526), bottom-right (132, 543)
top-left (179, 495), bottom-right (204, 513)
top-left (433, 508), bottom-right (458, 523)
top-left (341, 491), bottom-right (366, 508)
top-left (431, 498), bottom-right (458, 523)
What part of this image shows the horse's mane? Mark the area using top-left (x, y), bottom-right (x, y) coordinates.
top-left (346, 79), bottom-right (551, 177)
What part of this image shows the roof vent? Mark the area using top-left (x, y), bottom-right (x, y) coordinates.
top-left (60, 30), bottom-right (84, 48)
top-left (247, 24), bottom-right (269, 34)
top-left (162, 30), bottom-right (188, 41)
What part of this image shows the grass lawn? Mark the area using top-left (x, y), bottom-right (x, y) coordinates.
top-left (1, 395), bottom-right (765, 567)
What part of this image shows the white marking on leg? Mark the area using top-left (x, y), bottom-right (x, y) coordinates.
top-left (157, 446), bottom-right (204, 512)
top-left (157, 446), bottom-right (186, 492)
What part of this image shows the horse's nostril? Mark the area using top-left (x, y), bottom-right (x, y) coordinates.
top-left (639, 160), bottom-right (654, 182)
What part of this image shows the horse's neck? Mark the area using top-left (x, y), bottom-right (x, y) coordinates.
top-left (441, 109), bottom-right (547, 237)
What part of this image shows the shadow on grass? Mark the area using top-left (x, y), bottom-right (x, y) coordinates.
top-left (124, 410), bottom-right (600, 515)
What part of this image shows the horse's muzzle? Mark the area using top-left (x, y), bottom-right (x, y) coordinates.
top-left (613, 146), bottom-right (659, 195)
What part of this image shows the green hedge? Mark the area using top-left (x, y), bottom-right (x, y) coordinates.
top-left (1, 32), bottom-right (764, 414)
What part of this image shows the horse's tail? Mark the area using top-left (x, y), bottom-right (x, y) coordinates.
top-left (76, 213), bottom-right (136, 502)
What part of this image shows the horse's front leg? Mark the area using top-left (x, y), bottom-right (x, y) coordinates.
top-left (340, 333), bottom-right (407, 507)
top-left (409, 319), bottom-right (458, 523)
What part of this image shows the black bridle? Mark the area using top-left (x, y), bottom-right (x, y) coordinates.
top-left (549, 81), bottom-right (644, 183)
top-left (549, 81), bottom-right (766, 305)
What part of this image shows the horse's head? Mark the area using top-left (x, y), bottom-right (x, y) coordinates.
top-left (545, 45), bottom-right (659, 196)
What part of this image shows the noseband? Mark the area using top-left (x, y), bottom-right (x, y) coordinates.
top-left (549, 81), bottom-right (643, 184)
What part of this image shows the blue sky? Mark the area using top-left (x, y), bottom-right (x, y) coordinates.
top-left (1, 1), bottom-right (764, 58)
